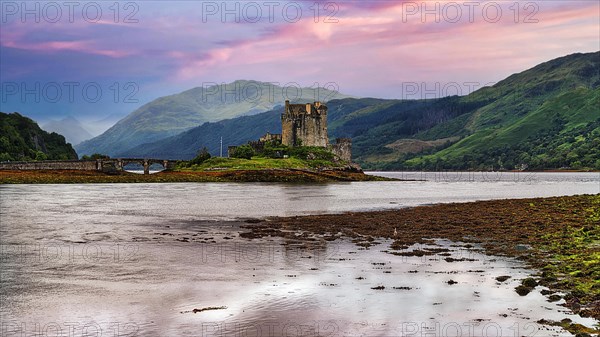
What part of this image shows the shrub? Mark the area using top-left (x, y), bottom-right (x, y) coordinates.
top-left (261, 142), bottom-right (288, 158)
top-left (0, 152), bottom-right (13, 162)
top-left (190, 147), bottom-right (211, 165)
top-left (288, 146), bottom-right (335, 161)
top-left (82, 153), bottom-right (110, 160)
top-left (231, 145), bottom-right (254, 160)
top-left (34, 151), bottom-right (48, 161)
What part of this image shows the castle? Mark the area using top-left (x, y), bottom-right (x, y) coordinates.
top-left (228, 100), bottom-right (351, 162)
top-left (282, 100), bottom-right (329, 147)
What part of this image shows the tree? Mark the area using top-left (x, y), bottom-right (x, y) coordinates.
top-left (82, 153), bottom-right (110, 160)
top-left (34, 151), bottom-right (48, 161)
top-left (231, 145), bottom-right (254, 160)
top-left (190, 147), bottom-right (211, 165)
top-left (0, 152), bottom-right (13, 162)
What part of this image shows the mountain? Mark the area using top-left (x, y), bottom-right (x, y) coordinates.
top-left (0, 112), bottom-right (79, 161)
top-left (117, 97), bottom-right (481, 160)
top-left (310, 51), bottom-right (599, 171)
top-left (371, 51), bottom-right (600, 170)
top-left (120, 51), bottom-right (600, 171)
top-left (43, 116), bottom-right (93, 145)
top-left (75, 80), bottom-right (351, 156)
top-left (85, 113), bottom-right (127, 137)
top-left (118, 108), bottom-right (282, 159)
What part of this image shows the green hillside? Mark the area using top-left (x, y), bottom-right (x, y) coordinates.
top-left (0, 112), bottom-right (78, 161)
top-left (401, 87), bottom-right (600, 170)
top-left (112, 51), bottom-right (599, 171)
top-left (350, 51), bottom-right (599, 170)
top-left (76, 80), bottom-right (350, 157)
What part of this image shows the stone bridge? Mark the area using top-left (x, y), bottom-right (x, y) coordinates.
top-left (0, 158), bottom-right (178, 175)
top-left (98, 158), bottom-right (178, 174)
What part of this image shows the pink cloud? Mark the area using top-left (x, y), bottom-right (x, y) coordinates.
top-left (165, 0), bottom-right (598, 97)
top-left (2, 37), bottom-right (133, 58)
top-left (2, 0), bottom-right (597, 99)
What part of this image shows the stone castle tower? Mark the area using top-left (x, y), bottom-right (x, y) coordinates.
top-left (230, 100), bottom-right (351, 162)
top-left (281, 100), bottom-right (328, 147)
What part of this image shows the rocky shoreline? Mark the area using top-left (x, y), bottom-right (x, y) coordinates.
top-left (0, 168), bottom-right (393, 183)
top-left (238, 194), bottom-right (600, 327)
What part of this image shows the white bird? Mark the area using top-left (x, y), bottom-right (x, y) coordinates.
top-left (393, 228), bottom-right (398, 237)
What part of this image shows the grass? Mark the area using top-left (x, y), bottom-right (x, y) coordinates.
top-left (0, 167), bottom-right (388, 184)
top-left (178, 156), bottom-right (342, 171)
top-left (537, 195), bottom-right (600, 306)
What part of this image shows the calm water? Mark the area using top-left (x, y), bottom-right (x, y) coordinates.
top-left (1, 172), bottom-right (598, 336)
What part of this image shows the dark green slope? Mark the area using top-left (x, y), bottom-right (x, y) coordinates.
top-left (117, 108), bottom-right (283, 159)
top-left (402, 87), bottom-right (600, 170)
top-left (357, 51), bottom-right (600, 170)
top-left (343, 96), bottom-right (487, 159)
top-left (0, 112), bottom-right (79, 161)
top-left (462, 51), bottom-right (599, 130)
top-left (394, 52), bottom-right (600, 170)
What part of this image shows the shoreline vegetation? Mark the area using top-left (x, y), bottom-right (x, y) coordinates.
top-left (0, 149), bottom-right (397, 183)
top-left (0, 168), bottom-right (391, 184)
top-left (0, 164), bottom-right (597, 184)
top-left (0, 146), bottom-right (394, 183)
top-left (1, 142), bottom-right (597, 184)
top-left (239, 194), bottom-right (600, 328)
top-left (0, 168), bottom-right (597, 185)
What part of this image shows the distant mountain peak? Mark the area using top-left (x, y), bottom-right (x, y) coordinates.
top-left (43, 116), bottom-right (93, 146)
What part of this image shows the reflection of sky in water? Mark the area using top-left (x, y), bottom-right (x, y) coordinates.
top-left (2, 235), bottom-right (596, 336)
top-left (0, 172), bottom-right (597, 226)
top-left (1, 178), bottom-right (598, 336)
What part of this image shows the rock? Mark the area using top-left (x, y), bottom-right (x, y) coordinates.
top-left (522, 277), bottom-right (538, 288)
top-left (496, 275), bottom-right (511, 282)
top-left (515, 244), bottom-right (532, 251)
top-left (192, 306), bottom-right (227, 313)
top-left (548, 294), bottom-right (562, 302)
top-left (515, 285), bottom-right (533, 296)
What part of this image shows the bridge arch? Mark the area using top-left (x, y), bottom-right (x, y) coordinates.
top-left (98, 158), bottom-right (177, 174)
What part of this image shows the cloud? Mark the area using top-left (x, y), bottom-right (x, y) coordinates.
top-left (1, 0), bottom-right (598, 101)
top-left (3, 38), bottom-right (133, 58)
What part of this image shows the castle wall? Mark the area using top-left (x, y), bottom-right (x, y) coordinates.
top-left (281, 100), bottom-right (328, 147)
top-left (281, 117), bottom-right (295, 147)
top-left (330, 138), bottom-right (352, 162)
top-left (298, 113), bottom-right (328, 147)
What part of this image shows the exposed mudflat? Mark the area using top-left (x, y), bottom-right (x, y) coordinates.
top-left (239, 194), bottom-right (600, 325)
top-left (1, 183), bottom-right (598, 336)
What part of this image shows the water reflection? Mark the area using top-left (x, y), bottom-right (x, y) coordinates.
top-left (1, 175), bottom-right (598, 336)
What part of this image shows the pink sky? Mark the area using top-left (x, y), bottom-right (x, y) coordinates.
top-left (1, 0), bottom-right (598, 120)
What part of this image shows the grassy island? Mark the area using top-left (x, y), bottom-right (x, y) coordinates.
top-left (0, 145), bottom-right (396, 183)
